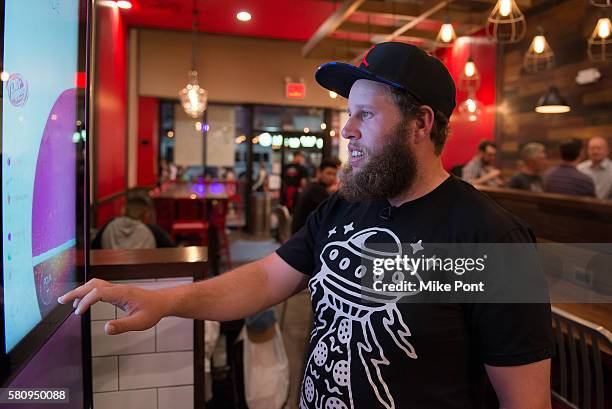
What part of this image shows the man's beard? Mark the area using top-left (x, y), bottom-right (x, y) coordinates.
top-left (340, 121), bottom-right (417, 202)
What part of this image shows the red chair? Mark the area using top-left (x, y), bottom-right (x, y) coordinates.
top-left (170, 198), bottom-right (209, 246)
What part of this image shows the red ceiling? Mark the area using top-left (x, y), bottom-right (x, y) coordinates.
top-left (120, 0), bottom-right (338, 42)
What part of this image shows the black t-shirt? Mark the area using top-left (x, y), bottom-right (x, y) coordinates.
top-left (276, 176), bottom-right (552, 409)
top-left (509, 172), bottom-right (543, 192)
top-left (292, 182), bottom-right (330, 234)
top-left (284, 163), bottom-right (308, 187)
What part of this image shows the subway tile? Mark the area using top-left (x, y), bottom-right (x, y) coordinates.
top-left (91, 321), bottom-right (155, 357)
top-left (158, 385), bottom-right (194, 409)
top-left (119, 351), bottom-right (193, 390)
top-left (91, 302), bottom-right (116, 321)
top-left (93, 389), bottom-right (156, 409)
top-left (92, 356), bottom-right (118, 392)
top-left (156, 317), bottom-right (193, 352)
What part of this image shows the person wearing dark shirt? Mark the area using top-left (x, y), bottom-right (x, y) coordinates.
top-left (509, 142), bottom-right (547, 192)
top-left (283, 150), bottom-right (309, 211)
top-left (544, 138), bottom-right (596, 197)
top-left (91, 196), bottom-right (175, 249)
top-left (61, 42), bottom-right (552, 409)
top-left (291, 157), bottom-right (341, 233)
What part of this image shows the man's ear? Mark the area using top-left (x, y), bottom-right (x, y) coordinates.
top-left (413, 106), bottom-right (435, 144)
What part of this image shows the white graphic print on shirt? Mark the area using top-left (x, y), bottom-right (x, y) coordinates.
top-left (300, 226), bottom-right (424, 409)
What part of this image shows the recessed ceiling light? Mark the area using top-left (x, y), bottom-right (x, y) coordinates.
top-left (116, 1), bottom-right (132, 9)
top-left (237, 11), bottom-right (251, 22)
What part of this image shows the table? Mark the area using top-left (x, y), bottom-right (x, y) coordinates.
top-left (90, 246), bottom-right (208, 409)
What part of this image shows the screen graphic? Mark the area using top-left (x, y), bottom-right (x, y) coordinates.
top-left (2, 0), bottom-right (80, 352)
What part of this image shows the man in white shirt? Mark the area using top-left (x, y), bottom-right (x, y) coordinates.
top-left (578, 137), bottom-right (612, 199)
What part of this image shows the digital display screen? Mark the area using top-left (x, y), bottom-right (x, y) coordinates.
top-left (2, 0), bottom-right (81, 352)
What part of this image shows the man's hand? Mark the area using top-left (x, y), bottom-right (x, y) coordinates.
top-left (58, 279), bottom-right (168, 335)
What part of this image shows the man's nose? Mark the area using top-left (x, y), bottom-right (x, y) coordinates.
top-left (341, 117), bottom-right (361, 140)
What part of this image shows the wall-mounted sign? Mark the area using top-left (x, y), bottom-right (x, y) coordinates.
top-left (286, 82), bottom-right (305, 99)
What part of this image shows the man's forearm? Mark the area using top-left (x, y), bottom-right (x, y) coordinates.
top-left (156, 253), bottom-right (308, 321)
top-left (157, 260), bottom-right (273, 321)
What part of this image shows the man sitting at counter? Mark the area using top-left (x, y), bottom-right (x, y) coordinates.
top-left (509, 142), bottom-right (547, 192)
top-left (578, 136), bottom-right (612, 200)
top-left (544, 138), bottom-right (595, 198)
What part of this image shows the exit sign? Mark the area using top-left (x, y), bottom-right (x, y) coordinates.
top-left (286, 82), bottom-right (305, 99)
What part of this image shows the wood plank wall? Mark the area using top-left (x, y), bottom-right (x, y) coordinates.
top-left (496, 0), bottom-right (612, 173)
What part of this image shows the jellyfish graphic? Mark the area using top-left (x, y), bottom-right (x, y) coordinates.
top-left (300, 227), bottom-right (424, 409)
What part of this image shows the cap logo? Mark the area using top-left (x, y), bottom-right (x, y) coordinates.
top-left (361, 45), bottom-right (375, 68)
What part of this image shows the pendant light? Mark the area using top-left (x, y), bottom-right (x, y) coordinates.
top-left (590, 0), bottom-right (611, 7)
top-left (534, 86), bottom-right (571, 114)
top-left (458, 92), bottom-right (484, 122)
top-left (486, 0), bottom-right (526, 43)
top-left (523, 27), bottom-right (555, 73)
top-left (458, 38), bottom-right (481, 93)
top-left (436, 5), bottom-right (457, 47)
top-left (179, 0), bottom-right (208, 119)
top-left (587, 17), bottom-right (611, 62)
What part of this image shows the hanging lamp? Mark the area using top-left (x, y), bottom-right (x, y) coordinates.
top-left (486, 0), bottom-right (526, 43)
top-left (436, 5), bottom-right (457, 47)
top-left (523, 26), bottom-right (555, 73)
top-left (587, 17), bottom-right (611, 62)
top-left (534, 86), bottom-right (571, 114)
top-left (457, 39), bottom-right (481, 93)
top-left (179, 0), bottom-right (208, 119)
top-left (458, 92), bottom-right (484, 122)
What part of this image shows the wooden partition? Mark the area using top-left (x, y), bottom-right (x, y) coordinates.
top-left (479, 186), bottom-right (612, 243)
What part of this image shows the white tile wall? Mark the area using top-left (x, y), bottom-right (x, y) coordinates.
top-left (91, 321), bottom-right (156, 356)
top-left (92, 356), bottom-right (118, 392)
top-left (157, 385), bottom-right (194, 409)
top-left (119, 351), bottom-right (193, 390)
top-left (91, 278), bottom-right (196, 408)
top-left (93, 389), bottom-right (157, 409)
top-left (91, 302), bottom-right (117, 321)
top-left (156, 317), bottom-right (193, 352)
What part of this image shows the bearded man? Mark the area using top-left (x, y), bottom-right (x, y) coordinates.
top-left (60, 42), bottom-right (552, 409)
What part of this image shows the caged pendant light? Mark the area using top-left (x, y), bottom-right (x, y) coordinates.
top-left (486, 0), bottom-right (526, 43)
top-left (523, 27), bottom-right (555, 73)
top-left (457, 39), bottom-right (481, 93)
top-left (587, 17), bottom-right (612, 62)
top-left (436, 5), bottom-right (457, 47)
top-left (179, 0), bottom-right (208, 119)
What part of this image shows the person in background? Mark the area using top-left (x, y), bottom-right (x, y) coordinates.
top-left (252, 160), bottom-right (269, 193)
top-left (544, 138), bottom-right (595, 197)
top-left (282, 150), bottom-right (308, 211)
top-left (577, 136), bottom-right (612, 199)
top-left (92, 197), bottom-right (175, 249)
top-left (509, 143), bottom-right (548, 192)
top-left (462, 140), bottom-right (504, 187)
top-left (291, 157), bottom-right (341, 233)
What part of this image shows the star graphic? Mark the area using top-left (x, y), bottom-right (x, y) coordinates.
top-left (410, 239), bottom-right (424, 254)
top-left (328, 226), bottom-right (337, 238)
top-left (343, 222), bottom-right (355, 234)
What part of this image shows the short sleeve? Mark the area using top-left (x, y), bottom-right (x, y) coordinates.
top-left (276, 194), bottom-right (335, 276)
top-left (465, 224), bottom-right (554, 366)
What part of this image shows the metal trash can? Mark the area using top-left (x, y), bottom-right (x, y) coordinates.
top-left (249, 192), bottom-right (271, 234)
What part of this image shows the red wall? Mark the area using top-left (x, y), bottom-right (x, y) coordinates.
top-left (95, 5), bottom-right (128, 226)
top-left (436, 33), bottom-right (497, 170)
top-left (137, 97), bottom-right (159, 187)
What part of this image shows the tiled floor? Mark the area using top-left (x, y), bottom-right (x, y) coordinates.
top-left (220, 231), bottom-right (312, 408)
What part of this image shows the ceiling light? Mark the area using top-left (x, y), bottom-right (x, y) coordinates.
top-left (587, 18), bottom-right (611, 62)
top-left (237, 11), bottom-right (251, 22)
top-left (329, 91), bottom-right (338, 99)
top-left (535, 86), bottom-right (571, 114)
top-left (458, 95), bottom-right (484, 122)
top-left (524, 28), bottom-right (555, 73)
top-left (115, 0), bottom-right (132, 9)
top-left (487, 0), bottom-right (526, 43)
top-left (0, 71), bottom-right (9, 82)
top-left (436, 22), bottom-right (457, 47)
